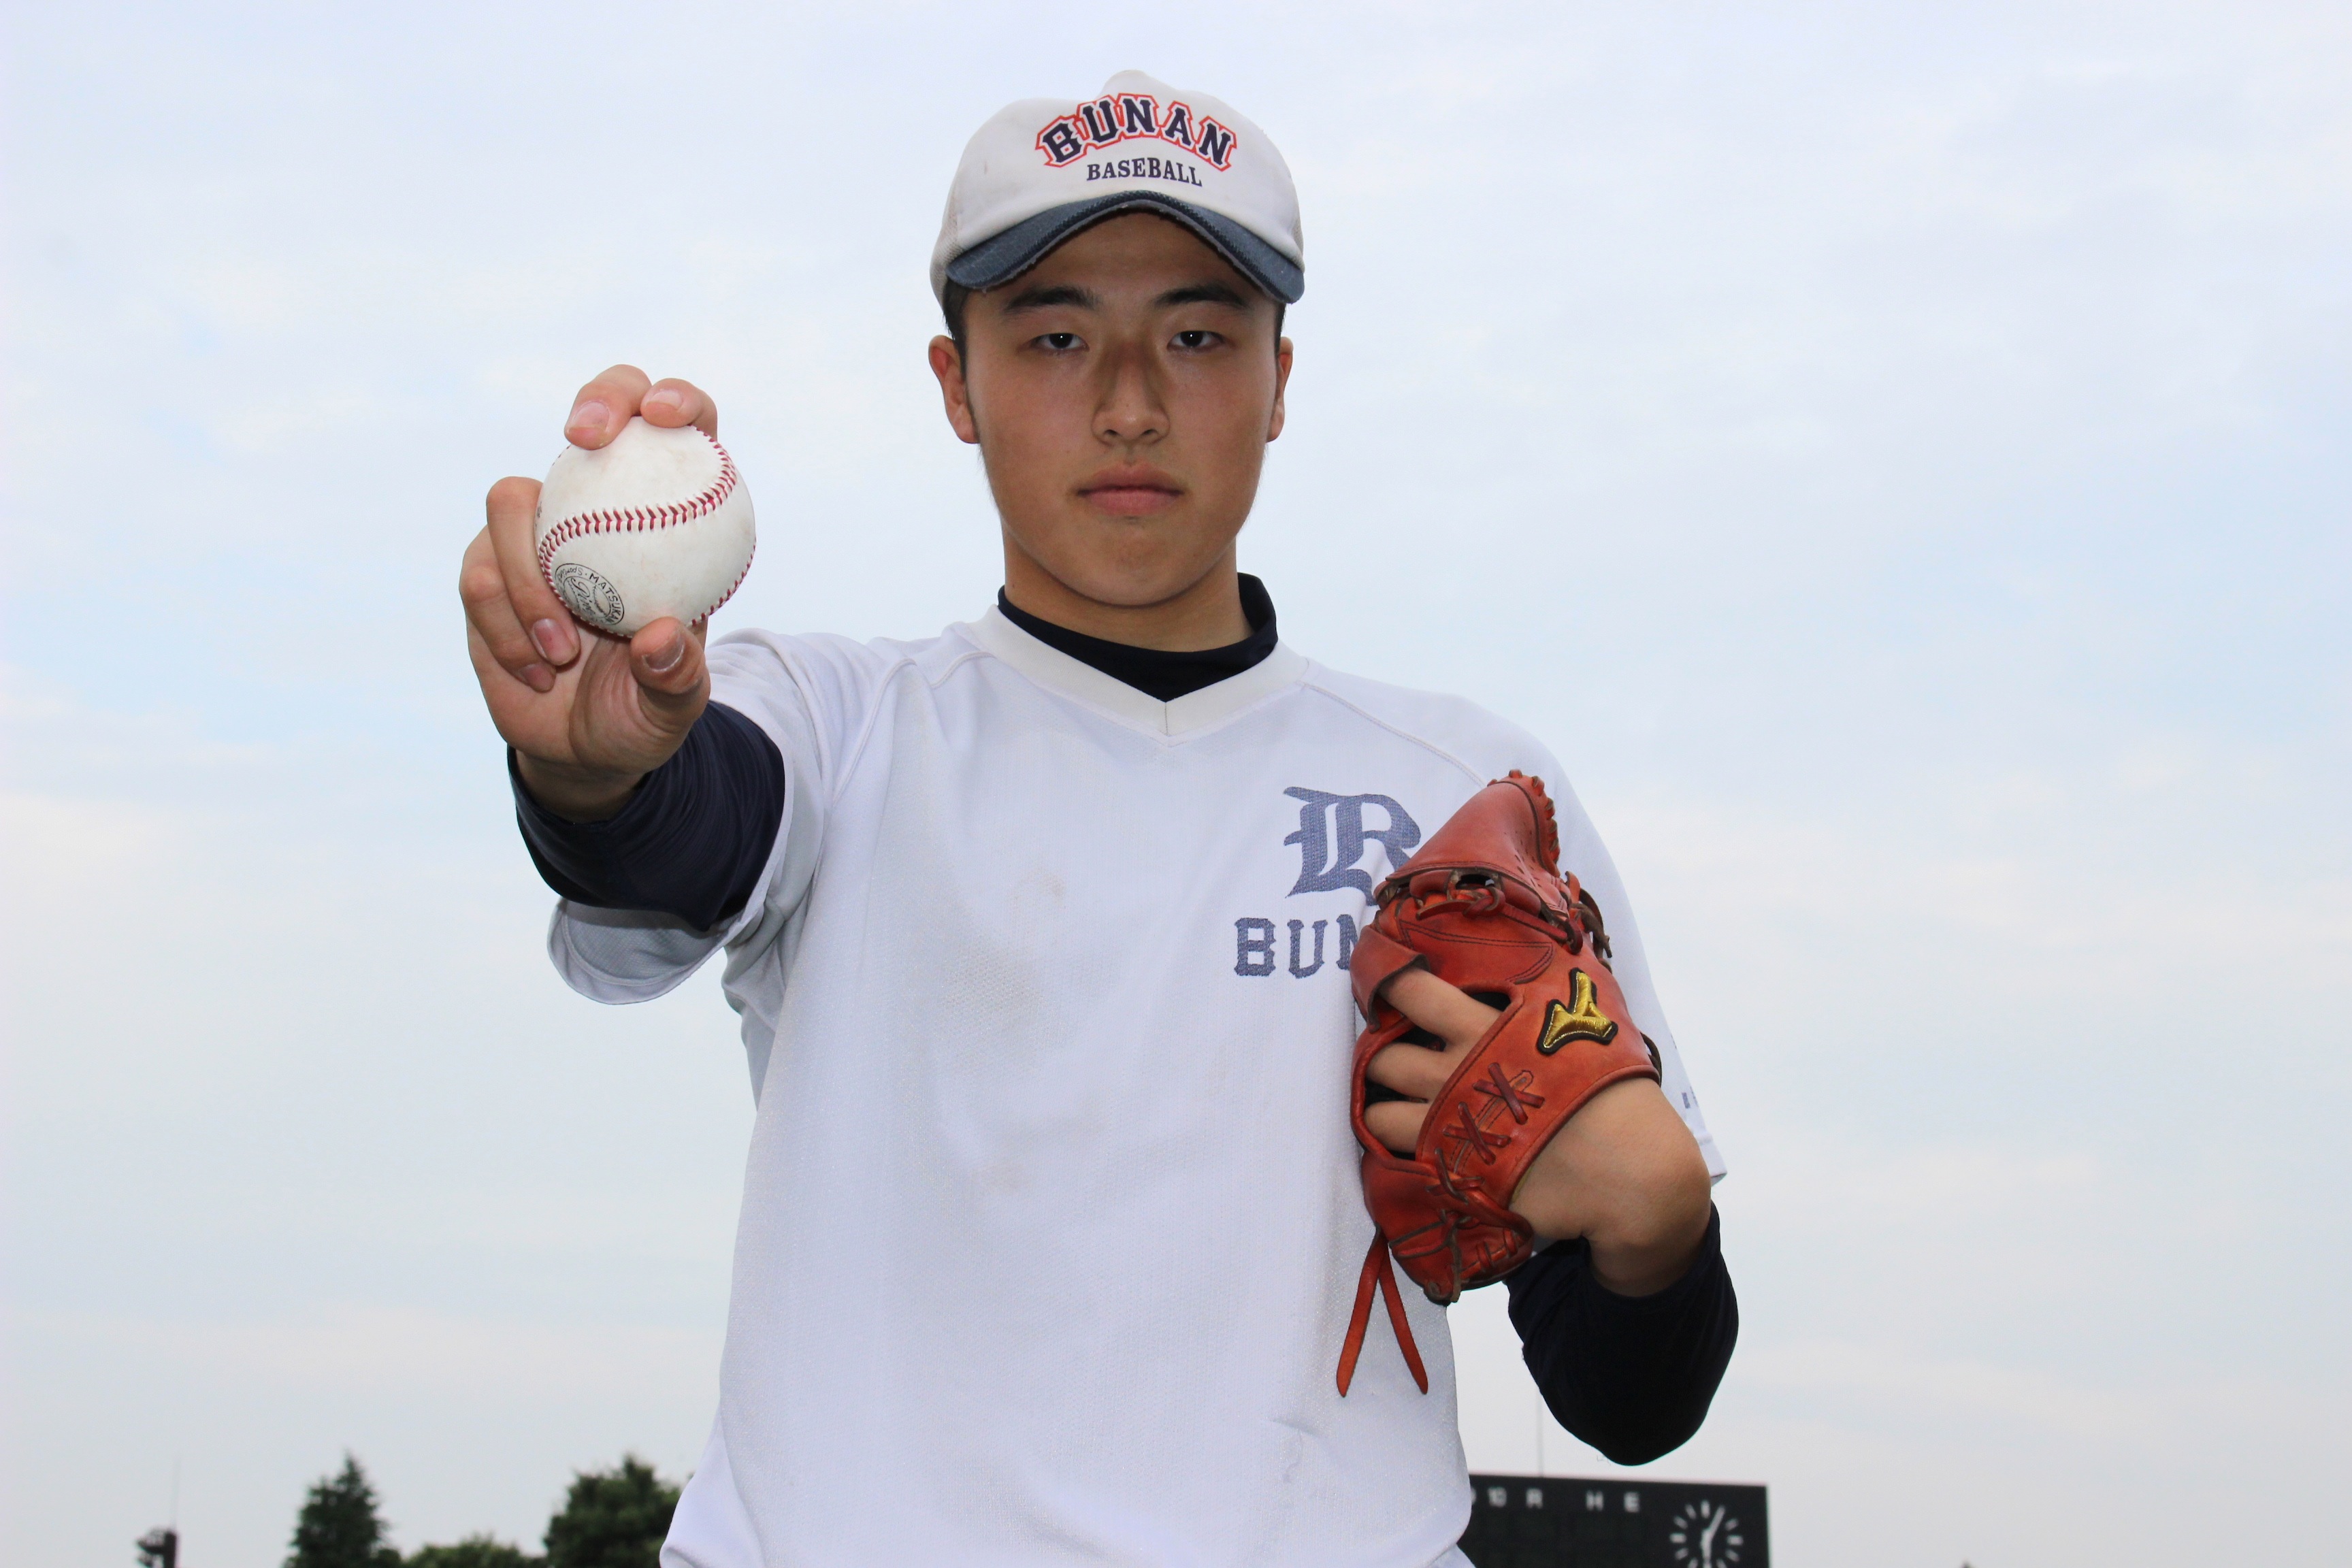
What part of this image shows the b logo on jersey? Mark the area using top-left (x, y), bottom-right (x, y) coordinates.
top-left (1283, 787), bottom-right (1421, 898)
top-left (1234, 788), bottom-right (1423, 979)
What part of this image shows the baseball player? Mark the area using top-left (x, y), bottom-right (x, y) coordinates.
top-left (460, 71), bottom-right (1736, 1568)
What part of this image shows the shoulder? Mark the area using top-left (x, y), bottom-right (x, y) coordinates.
top-left (1294, 659), bottom-right (1565, 787)
top-left (704, 624), bottom-right (985, 708)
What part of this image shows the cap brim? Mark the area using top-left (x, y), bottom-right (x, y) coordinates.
top-left (945, 192), bottom-right (1303, 304)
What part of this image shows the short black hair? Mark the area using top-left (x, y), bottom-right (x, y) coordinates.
top-left (941, 278), bottom-right (1284, 361)
top-left (942, 279), bottom-right (975, 358)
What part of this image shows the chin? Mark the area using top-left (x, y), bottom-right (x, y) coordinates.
top-left (1025, 531), bottom-right (1230, 610)
top-left (1055, 566), bottom-right (1203, 610)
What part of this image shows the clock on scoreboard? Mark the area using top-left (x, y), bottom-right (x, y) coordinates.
top-left (1458, 1474), bottom-right (1767, 1568)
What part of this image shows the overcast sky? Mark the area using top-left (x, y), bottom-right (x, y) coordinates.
top-left (4, 3), bottom-right (2347, 1566)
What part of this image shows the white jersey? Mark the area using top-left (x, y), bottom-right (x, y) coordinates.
top-left (549, 607), bottom-right (1722, 1568)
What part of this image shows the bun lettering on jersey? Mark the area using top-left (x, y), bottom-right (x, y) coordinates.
top-left (1234, 915), bottom-right (1361, 979)
top-left (1036, 91), bottom-right (1239, 170)
top-left (1234, 787), bottom-right (1424, 979)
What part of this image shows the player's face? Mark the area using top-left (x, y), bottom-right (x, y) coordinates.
top-left (931, 213), bottom-right (1292, 614)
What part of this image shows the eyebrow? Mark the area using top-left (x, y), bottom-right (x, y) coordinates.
top-left (1156, 282), bottom-right (1250, 309)
top-left (1001, 283), bottom-right (1098, 314)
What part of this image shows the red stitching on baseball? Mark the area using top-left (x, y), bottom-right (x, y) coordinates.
top-left (706, 534), bottom-right (757, 619)
top-left (536, 429), bottom-right (741, 573)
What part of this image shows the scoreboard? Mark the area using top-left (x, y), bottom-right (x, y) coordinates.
top-left (1458, 1475), bottom-right (1767, 1568)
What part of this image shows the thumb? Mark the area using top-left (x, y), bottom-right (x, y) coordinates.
top-left (627, 617), bottom-right (710, 734)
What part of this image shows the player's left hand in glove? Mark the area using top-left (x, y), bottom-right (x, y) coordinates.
top-left (1337, 772), bottom-right (1703, 1394)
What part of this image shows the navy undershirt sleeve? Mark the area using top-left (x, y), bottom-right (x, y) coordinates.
top-left (510, 700), bottom-right (785, 931)
top-left (1505, 1205), bottom-right (1737, 1465)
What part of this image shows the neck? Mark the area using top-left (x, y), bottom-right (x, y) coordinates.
top-left (1000, 542), bottom-right (1250, 651)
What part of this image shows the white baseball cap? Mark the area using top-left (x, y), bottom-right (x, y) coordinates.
top-left (932, 70), bottom-right (1304, 306)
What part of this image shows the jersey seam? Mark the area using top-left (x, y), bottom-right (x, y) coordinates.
top-left (924, 645), bottom-right (994, 690)
top-left (1298, 674), bottom-right (1488, 785)
top-left (1150, 676), bottom-right (1304, 745)
top-left (706, 649), bottom-right (841, 945)
top-left (1141, 678), bottom-right (1299, 745)
top-left (825, 651), bottom-right (930, 811)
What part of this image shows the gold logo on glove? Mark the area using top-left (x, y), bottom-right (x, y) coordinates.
top-left (1535, 971), bottom-right (1619, 1054)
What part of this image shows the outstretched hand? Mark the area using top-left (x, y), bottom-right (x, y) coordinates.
top-left (459, 366), bottom-right (721, 819)
top-left (1366, 966), bottom-right (1717, 1295)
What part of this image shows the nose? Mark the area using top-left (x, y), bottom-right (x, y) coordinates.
top-left (1094, 340), bottom-right (1166, 447)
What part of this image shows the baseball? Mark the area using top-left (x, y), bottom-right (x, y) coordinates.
top-left (532, 416), bottom-right (757, 638)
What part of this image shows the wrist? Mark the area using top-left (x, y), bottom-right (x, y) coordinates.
top-left (514, 751), bottom-right (646, 821)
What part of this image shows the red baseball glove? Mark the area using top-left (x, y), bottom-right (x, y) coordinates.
top-left (1337, 772), bottom-right (1660, 1395)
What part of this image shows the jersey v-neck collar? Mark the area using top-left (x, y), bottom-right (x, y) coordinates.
top-left (994, 573), bottom-right (1281, 701)
top-left (961, 606), bottom-right (1309, 738)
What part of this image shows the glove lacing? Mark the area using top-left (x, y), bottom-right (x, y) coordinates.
top-left (1335, 1232), bottom-right (1429, 1395)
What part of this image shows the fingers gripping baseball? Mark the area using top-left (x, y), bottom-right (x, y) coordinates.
top-left (485, 616), bottom-right (709, 821)
top-left (566, 366), bottom-right (719, 448)
top-left (551, 615), bottom-right (708, 753)
top-left (474, 475), bottom-right (578, 680)
top-left (622, 617), bottom-right (709, 719)
top-left (462, 369), bottom-right (742, 817)
top-left (461, 519), bottom-right (554, 693)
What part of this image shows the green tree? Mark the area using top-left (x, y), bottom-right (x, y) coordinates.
top-left (286, 1455), bottom-right (402, 1568)
top-left (542, 1457), bottom-right (679, 1568)
top-left (406, 1535), bottom-right (542, 1568)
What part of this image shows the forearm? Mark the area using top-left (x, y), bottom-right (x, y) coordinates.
top-left (1513, 1077), bottom-right (1717, 1294)
top-left (512, 700), bottom-right (785, 929)
top-left (1574, 1158), bottom-right (1716, 1296)
top-left (1507, 1205), bottom-right (1738, 1465)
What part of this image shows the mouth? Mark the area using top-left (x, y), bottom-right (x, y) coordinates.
top-left (1077, 463), bottom-right (1185, 518)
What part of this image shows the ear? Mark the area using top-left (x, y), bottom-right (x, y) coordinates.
top-left (1267, 336), bottom-right (1294, 442)
top-left (929, 336), bottom-right (980, 446)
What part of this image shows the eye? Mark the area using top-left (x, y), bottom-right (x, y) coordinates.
top-left (1172, 329), bottom-right (1224, 351)
top-left (1032, 331), bottom-right (1084, 353)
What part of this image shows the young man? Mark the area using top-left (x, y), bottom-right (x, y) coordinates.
top-left (461, 72), bottom-right (1735, 1568)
